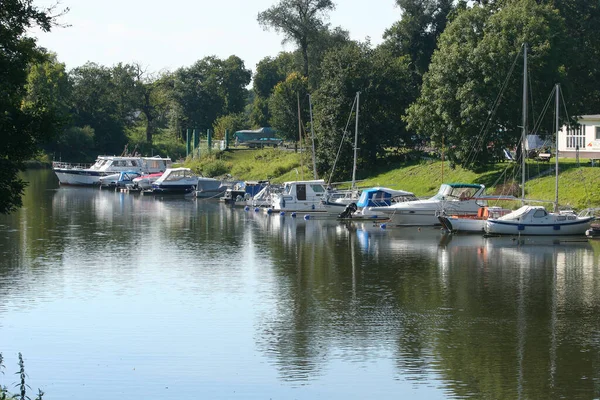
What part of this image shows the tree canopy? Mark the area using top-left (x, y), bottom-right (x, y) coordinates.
top-left (0, 0), bottom-right (64, 213)
top-left (258, 0), bottom-right (336, 78)
top-left (405, 0), bottom-right (567, 169)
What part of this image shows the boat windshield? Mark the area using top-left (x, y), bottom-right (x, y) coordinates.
top-left (431, 184), bottom-right (477, 201)
top-left (90, 159), bottom-right (108, 170)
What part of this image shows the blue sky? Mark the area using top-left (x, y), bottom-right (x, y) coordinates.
top-left (33, 0), bottom-right (401, 74)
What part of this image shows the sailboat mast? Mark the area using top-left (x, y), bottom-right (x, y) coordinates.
top-left (554, 84), bottom-right (560, 212)
top-left (351, 92), bottom-right (360, 190)
top-left (521, 43), bottom-right (528, 204)
top-left (297, 92), bottom-right (304, 180)
top-left (308, 94), bottom-right (318, 180)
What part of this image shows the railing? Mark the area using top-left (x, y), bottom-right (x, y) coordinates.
top-left (52, 161), bottom-right (93, 170)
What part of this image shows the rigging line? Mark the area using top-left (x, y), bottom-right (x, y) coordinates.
top-left (462, 47), bottom-right (524, 171)
top-left (530, 86), bottom-right (555, 136)
top-left (327, 94), bottom-right (358, 187)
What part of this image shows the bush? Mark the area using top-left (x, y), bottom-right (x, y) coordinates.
top-left (201, 160), bottom-right (230, 177)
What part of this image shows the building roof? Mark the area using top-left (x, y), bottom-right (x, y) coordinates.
top-left (577, 115), bottom-right (600, 121)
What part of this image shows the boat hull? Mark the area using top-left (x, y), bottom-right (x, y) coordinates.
top-left (439, 216), bottom-right (486, 233)
top-left (377, 208), bottom-right (479, 226)
top-left (150, 184), bottom-right (196, 194)
top-left (54, 170), bottom-right (106, 185)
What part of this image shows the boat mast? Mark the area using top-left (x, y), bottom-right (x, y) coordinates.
top-left (554, 84), bottom-right (560, 212)
top-left (351, 92), bottom-right (360, 190)
top-left (521, 43), bottom-right (528, 205)
top-left (297, 92), bottom-right (304, 180)
top-left (308, 94), bottom-right (318, 180)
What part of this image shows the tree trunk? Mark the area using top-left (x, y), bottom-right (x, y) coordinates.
top-left (301, 40), bottom-right (309, 77)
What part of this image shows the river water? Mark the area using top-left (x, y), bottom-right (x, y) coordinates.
top-left (1, 169), bottom-right (599, 399)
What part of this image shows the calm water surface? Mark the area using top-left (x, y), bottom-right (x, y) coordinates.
top-left (1, 170), bottom-right (599, 399)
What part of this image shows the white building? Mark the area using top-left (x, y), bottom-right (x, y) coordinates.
top-left (558, 114), bottom-right (600, 159)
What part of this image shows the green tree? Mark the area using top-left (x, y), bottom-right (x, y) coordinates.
top-left (312, 42), bottom-right (414, 181)
top-left (250, 53), bottom-right (297, 127)
top-left (212, 113), bottom-right (248, 140)
top-left (382, 0), bottom-right (454, 77)
top-left (405, 0), bottom-right (566, 170)
top-left (69, 62), bottom-right (129, 156)
top-left (170, 56), bottom-right (251, 139)
top-left (269, 72), bottom-right (309, 142)
top-left (551, 0), bottom-right (600, 114)
top-left (303, 25), bottom-right (351, 90)
top-left (0, 0), bottom-right (65, 213)
top-left (258, 0), bottom-right (336, 78)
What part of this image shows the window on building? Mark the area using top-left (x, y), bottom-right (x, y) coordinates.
top-left (595, 126), bottom-right (600, 140)
top-left (566, 125), bottom-right (585, 149)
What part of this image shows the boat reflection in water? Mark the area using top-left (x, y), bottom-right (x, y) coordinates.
top-left (247, 214), bottom-right (600, 399)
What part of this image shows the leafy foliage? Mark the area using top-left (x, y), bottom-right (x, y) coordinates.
top-left (0, 0), bottom-right (64, 213)
top-left (312, 42), bottom-right (414, 182)
top-left (258, 0), bottom-right (335, 77)
top-left (213, 113), bottom-right (248, 140)
top-left (169, 56), bottom-right (251, 138)
top-left (405, 0), bottom-right (567, 170)
top-left (268, 72), bottom-right (310, 142)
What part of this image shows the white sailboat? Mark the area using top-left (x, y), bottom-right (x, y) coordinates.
top-left (322, 92), bottom-right (364, 215)
top-left (485, 44), bottom-right (593, 236)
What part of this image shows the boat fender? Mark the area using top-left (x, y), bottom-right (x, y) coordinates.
top-left (380, 223), bottom-right (387, 229)
top-left (244, 206), bottom-right (250, 211)
top-left (266, 208), bottom-right (273, 214)
top-left (304, 214), bottom-right (310, 220)
top-left (280, 211), bottom-right (285, 216)
top-left (254, 207), bottom-right (260, 212)
top-left (291, 212), bottom-right (297, 218)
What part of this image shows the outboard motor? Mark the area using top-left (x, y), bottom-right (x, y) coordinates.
top-left (338, 203), bottom-right (358, 219)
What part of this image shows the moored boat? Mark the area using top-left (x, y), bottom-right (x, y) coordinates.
top-left (53, 155), bottom-right (171, 186)
top-left (150, 168), bottom-right (198, 194)
top-left (99, 171), bottom-right (143, 189)
top-left (342, 187), bottom-right (417, 219)
top-left (485, 206), bottom-right (593, 236)
top-left (438, 206), bottom-right (513, 233)
top-left (269, 179), bottom-right (328, 212)
top-left (364, 183), bottom-right (499, 226)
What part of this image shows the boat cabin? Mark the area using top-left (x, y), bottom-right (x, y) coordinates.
top-left (271, 179), bottom-right (327, 211)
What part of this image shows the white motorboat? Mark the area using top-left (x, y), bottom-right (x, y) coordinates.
top-left (150, 168), bottom-right (198, 194)
top-left (269, 179), bottom-right (328, 212)
top-left (53, 155), bottom-right (171, 186)
top-left (485, 205), bottom-right (593, 236)
top-left (365, 183), bottom-right (493, 226)
top-left (340, 187), bottom-right (418, 219)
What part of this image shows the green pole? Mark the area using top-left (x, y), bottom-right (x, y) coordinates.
top-left (186, 129), bottom-right (190, 157)
top-left (207, 129), bottom-right (212, 152)
top-left (193, 128), bottom-right (199, 149)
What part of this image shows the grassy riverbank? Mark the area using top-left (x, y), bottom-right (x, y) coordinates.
top-left (188, 147), bottom-right (600, 210)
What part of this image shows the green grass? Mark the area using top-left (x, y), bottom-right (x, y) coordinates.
top-left (184, 148), bottom-right (600, 210)
top-left (185, 147), bottom-right (313, 181)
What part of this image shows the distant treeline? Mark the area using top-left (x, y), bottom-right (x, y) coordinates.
top-left (8, 0), bottom-right (600, 185)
